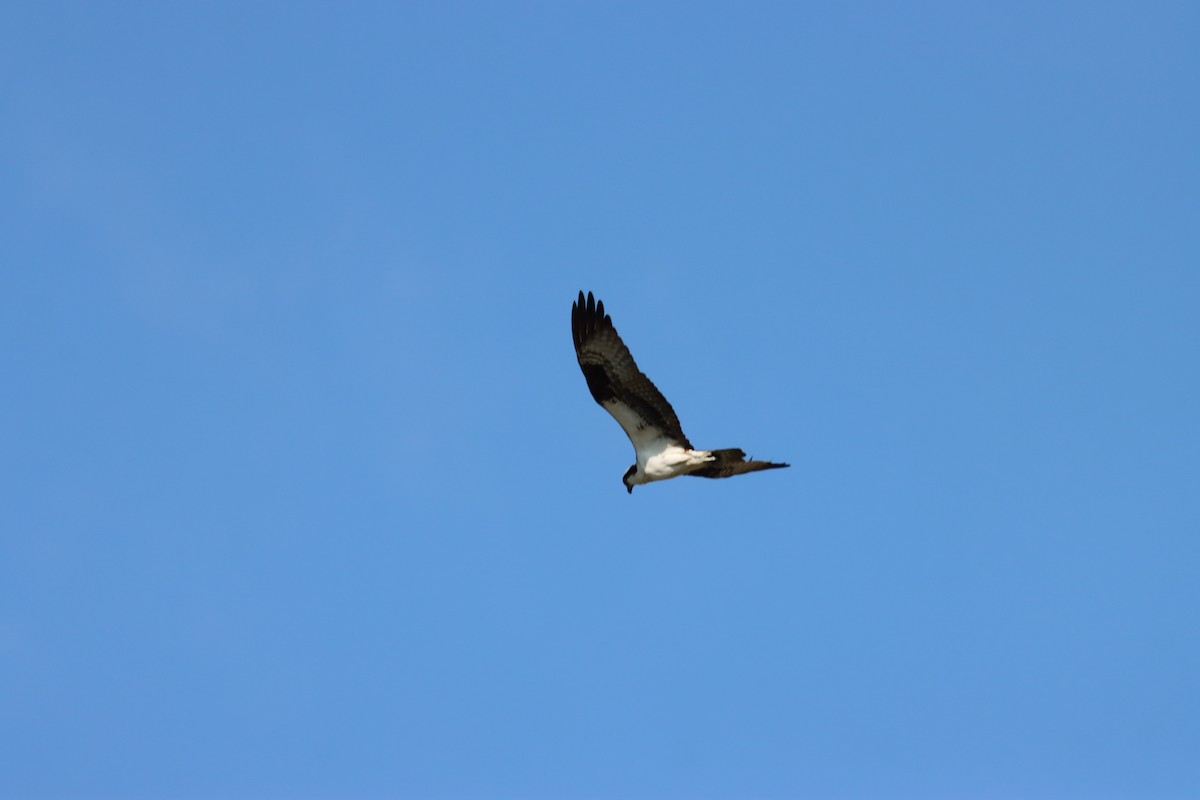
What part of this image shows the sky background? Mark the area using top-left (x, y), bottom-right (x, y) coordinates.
top-left (2, 2), bottom-right (1198, 798)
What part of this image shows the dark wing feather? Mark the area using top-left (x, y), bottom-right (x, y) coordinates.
top-left (571, 291), bottom-right (691, 448)
top-left (688, 448), bottom-right (790, 479)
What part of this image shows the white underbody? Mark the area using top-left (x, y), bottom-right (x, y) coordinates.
top-left (603, 399), bottom-right (715, 485)
top-left (630, 439), bottom-right (715, 485)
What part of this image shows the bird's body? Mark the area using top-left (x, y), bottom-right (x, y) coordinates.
top-left (571, 290), bottom-right (788, 492)
top-left (630, 441), bottom-right (712, 487)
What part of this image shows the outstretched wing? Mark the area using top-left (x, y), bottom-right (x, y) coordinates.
top-left (571, 290), bottom-right (691, 451)
top-left (688, 448), bottom-right (790, 479)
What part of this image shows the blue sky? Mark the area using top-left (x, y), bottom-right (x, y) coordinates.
top-left (2, 2), bottom-right (1198, 798)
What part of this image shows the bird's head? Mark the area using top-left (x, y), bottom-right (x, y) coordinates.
top-left (622, 465), bottom-right (637, 494)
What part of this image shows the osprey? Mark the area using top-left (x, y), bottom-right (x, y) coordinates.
top-left (571, 290), bottom-right (789, 493)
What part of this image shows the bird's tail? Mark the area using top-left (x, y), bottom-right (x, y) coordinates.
top-left (689, 448), bottom-right (790, 479)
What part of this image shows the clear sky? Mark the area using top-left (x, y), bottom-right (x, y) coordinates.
top-left (3, 2), bottom-right (1198, 798)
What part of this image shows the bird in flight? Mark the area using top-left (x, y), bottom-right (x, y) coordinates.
top-left (571, 291), bottom-right (789, 493)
